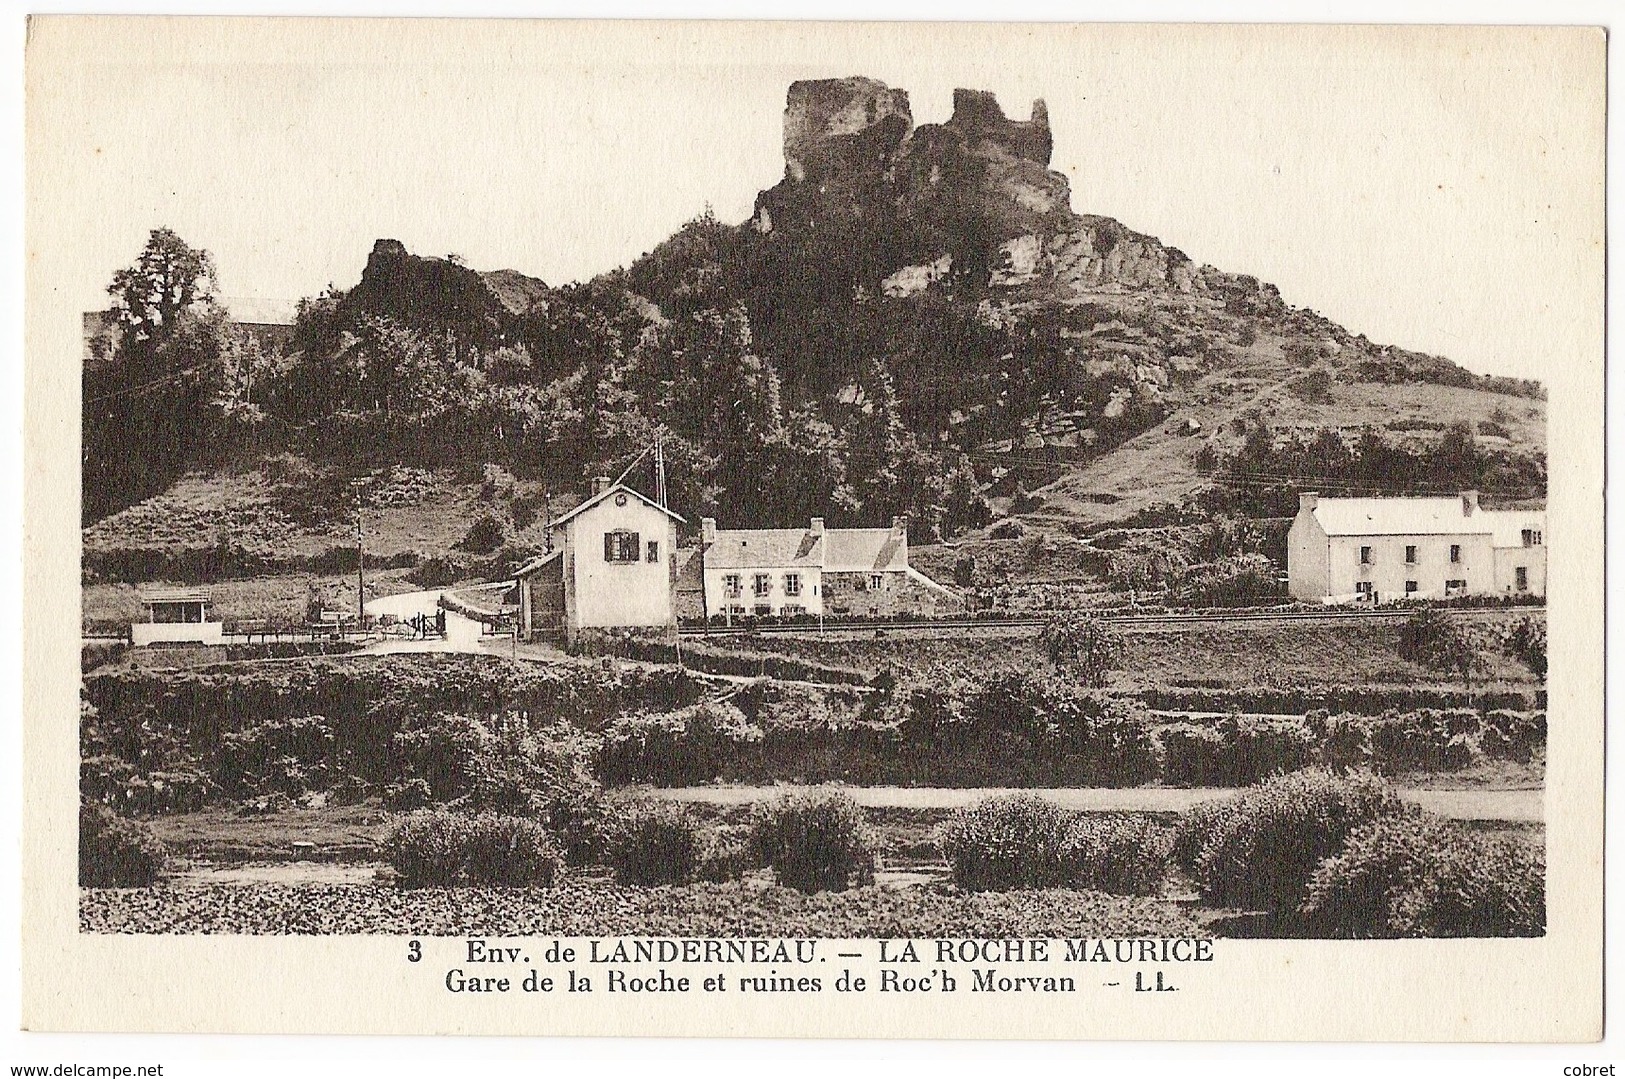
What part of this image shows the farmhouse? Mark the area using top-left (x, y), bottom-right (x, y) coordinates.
top-left (692, 514), bottom-right (961, 621)
top-left (1287, 490), bottom-right (1546, 603)
top-left (513, 478), bottom-right (683, 643)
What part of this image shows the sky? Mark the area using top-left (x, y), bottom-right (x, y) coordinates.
top-left (33, 19), bottom-right (1603, 380)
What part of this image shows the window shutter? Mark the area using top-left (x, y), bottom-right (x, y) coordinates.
top-left (604, 533), bottom-right (615, 561)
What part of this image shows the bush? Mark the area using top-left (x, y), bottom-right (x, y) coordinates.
top-left (750, 789), bottom-right (876, 893)
top-left (597, 702), bottom-right (762, 785)
top-left (1481, 710), bottom-right (1546, 763)
top-left (939, 794), bottom-right (1073, 891)
top-left (457, 513), bottom-right (507, 555)
top-left (1157, 716), bottom-right (1314, 787)
top-left (695, 824), bottom-right (755, 882)
top-left (384, 810), bottom-right (562, 888)
top-left (1040, 615), bottom-right (1123, 688)
top-left (1061, 814), bottom-right (1172, 896)
top-left (216, 715), bottom-right (336, 798)
top-left (1301, 814), bottom-right (1545, 937)
top-left (606, 801), bottom-right (704, 886)
top-left (1367, 711), bottom-right (1479, 773)
top-left (80, 803), bottom-right (168, 887)
top-left (1172, 769), bottom-right (1411, 912)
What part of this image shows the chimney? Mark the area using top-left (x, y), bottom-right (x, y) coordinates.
top-left (1299, 491), bottom-right (1319, 513)
top-left (591, 476), bottom-right (611, 497)
top-left (810, 516), bottom-right (825, 537)
top-left (701, 517), bottom-right (716, 544)
top-left (1461, 490), bottom-right (1479, 517)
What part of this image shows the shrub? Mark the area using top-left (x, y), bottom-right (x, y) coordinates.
top-left (695, 825), bottom-right (755, 883)
top-left (597, 702), bottom-right (762, 785)
top-left (1481, 710), bottom-right (1546, 763)
top-left (1157, 723), bottom-right (1229, 786)
top-left (384, 810), bottom-right (562, 888)
top-left (457, 513), bottom-right (506, 555)
top-left (1301, 815), bottom-right (1545, 938)
top-left (1041, 615), bottom-right (1123, 688)
top-left (79, 803), bottom-right (168, 887)
top-left (939, 794), bottom-right (1072, 891)
top-left (1172, 769), bottom-right (1411, 912)
top-left (606, 801), bottom-right (704, 886)
top-left (750, 789), bottom-right (876, 893)
top-left (1501, 616), bottom-right (1547, 679)
top-left (1368, 712), bottom-right (1477, 773)
top-left (1061, 814), bottom-right (1172, 895)
top-left (216, 715), bottom-right (336, 798)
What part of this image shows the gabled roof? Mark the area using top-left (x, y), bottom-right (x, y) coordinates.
top-left (706, 528), bottom-right (824, 570)
top-left (825, 527), bottom-right (907, 572)
top-left (1311, 497), bottom-right (1488, 537)
top-left (552, 483), bottom-right (686, 529)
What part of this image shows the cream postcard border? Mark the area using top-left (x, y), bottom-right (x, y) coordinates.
top-left (21, 17), bottom-right (1605, 1040)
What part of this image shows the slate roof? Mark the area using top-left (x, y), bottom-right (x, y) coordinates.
top-left (825, 527), bottom-right (908, 572)
top-left (551, 483), bottom-right (686, 529)
top-left (1310, 497), bottom-right (1544, 547)
top-left (705, 528), bottom-right (824, 570)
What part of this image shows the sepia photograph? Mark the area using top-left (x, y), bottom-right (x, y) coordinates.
top-left (23, 16), bottom-right (1604, 1041)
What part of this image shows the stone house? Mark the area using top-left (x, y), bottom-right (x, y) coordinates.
top-left (1287, 491), bottom-right (1546, 603)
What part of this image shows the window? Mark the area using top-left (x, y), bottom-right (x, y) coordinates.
top-left (784, 573), bottom-right (802, 597)
top-left (1449, 544), bottom-right (1461, 563)
top-left (1515, 566), bottom-right (1529, 591)
top-left (782, 604), bottom-right (806, 617)
top-left (1446, 579), bottom-right (1467, 594)
top-left (753, 603), bottom-right (772, 617)
top-left (1359, 546), bottom-right (1372, 565)
top-left (1404, 545), bottom-right (1418, 564)
top-left (727, 604), bottom-right (746, 617)
top-left (646, 540), bottom-right (660, 564)
top-left (753, 573), bottom-right (772, 597)
top-left (722, 573), bottom-right (742, 599)
top-left (869, 574), bottom-right (884, 591)
top-left (1404, 580), bottom-right (1418, 594)
top-left (603, 530), bottom-right (640, 563)
top-left (1522, 529), bottom-right (1543, 548)
top-left (1355, 581), bottom-right (1374, 598)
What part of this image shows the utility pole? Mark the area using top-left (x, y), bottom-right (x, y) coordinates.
top-left (655, 431), bottom-right (682, 668)
top-left (351, 479), bottom-right (366, 634)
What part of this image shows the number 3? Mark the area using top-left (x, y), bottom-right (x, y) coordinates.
top-left (407, 939), bottom-right (421, 963)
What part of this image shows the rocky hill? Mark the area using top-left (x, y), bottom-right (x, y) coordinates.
top-left (84, 76), bottom-right (1545, 585)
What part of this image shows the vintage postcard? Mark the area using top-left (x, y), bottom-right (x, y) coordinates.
top-left (23, 17), bottom-right (1604, 1040)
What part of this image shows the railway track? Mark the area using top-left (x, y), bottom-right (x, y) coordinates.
top-left (679, 605), bottom-right (1544, 637)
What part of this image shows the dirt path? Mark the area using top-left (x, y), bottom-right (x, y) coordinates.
top-left (655, 784), bottom-right (1542, 822)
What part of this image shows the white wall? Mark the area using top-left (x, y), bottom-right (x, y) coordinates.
top-left (702, 563), bottom-right (822, 618)
top-left (132, 622), bottom-right (225, 646)
top-left (561, 497), bottom-right (677, 631)
top-left (1494, 544), bottom-right (1547, 597)
top-left (1286, 511), bottom-right (1329, 600)
top-left (1328, 533), bottom-right (1495, 601)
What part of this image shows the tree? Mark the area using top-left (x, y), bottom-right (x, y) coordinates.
top-left (84, 229), bottom-right (230, 521)
top-left (1398, 608), bottom-right (1486, 692)
top-left (1040, 613), bottom-right (1123, 689)
top-left (106, 227), bottom-right (218, 347)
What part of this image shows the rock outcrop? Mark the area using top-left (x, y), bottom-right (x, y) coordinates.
top-left (755, 76), bottom-right (1201, 297)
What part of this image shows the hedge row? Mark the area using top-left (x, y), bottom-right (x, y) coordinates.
top-left (1138, 683), bottom-right (1541, 715)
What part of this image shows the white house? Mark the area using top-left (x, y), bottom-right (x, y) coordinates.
top-left (513, 478), bottom-right (684, 642)
top-left (1287, 490), bottom-right (1545, 603)
top-left (131, 587), bottom-right (225, 646)
top-left (692, 514), bottom-right (961, 621)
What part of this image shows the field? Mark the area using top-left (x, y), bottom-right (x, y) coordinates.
top-left (688, 616), bottom-right (1542, 690)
